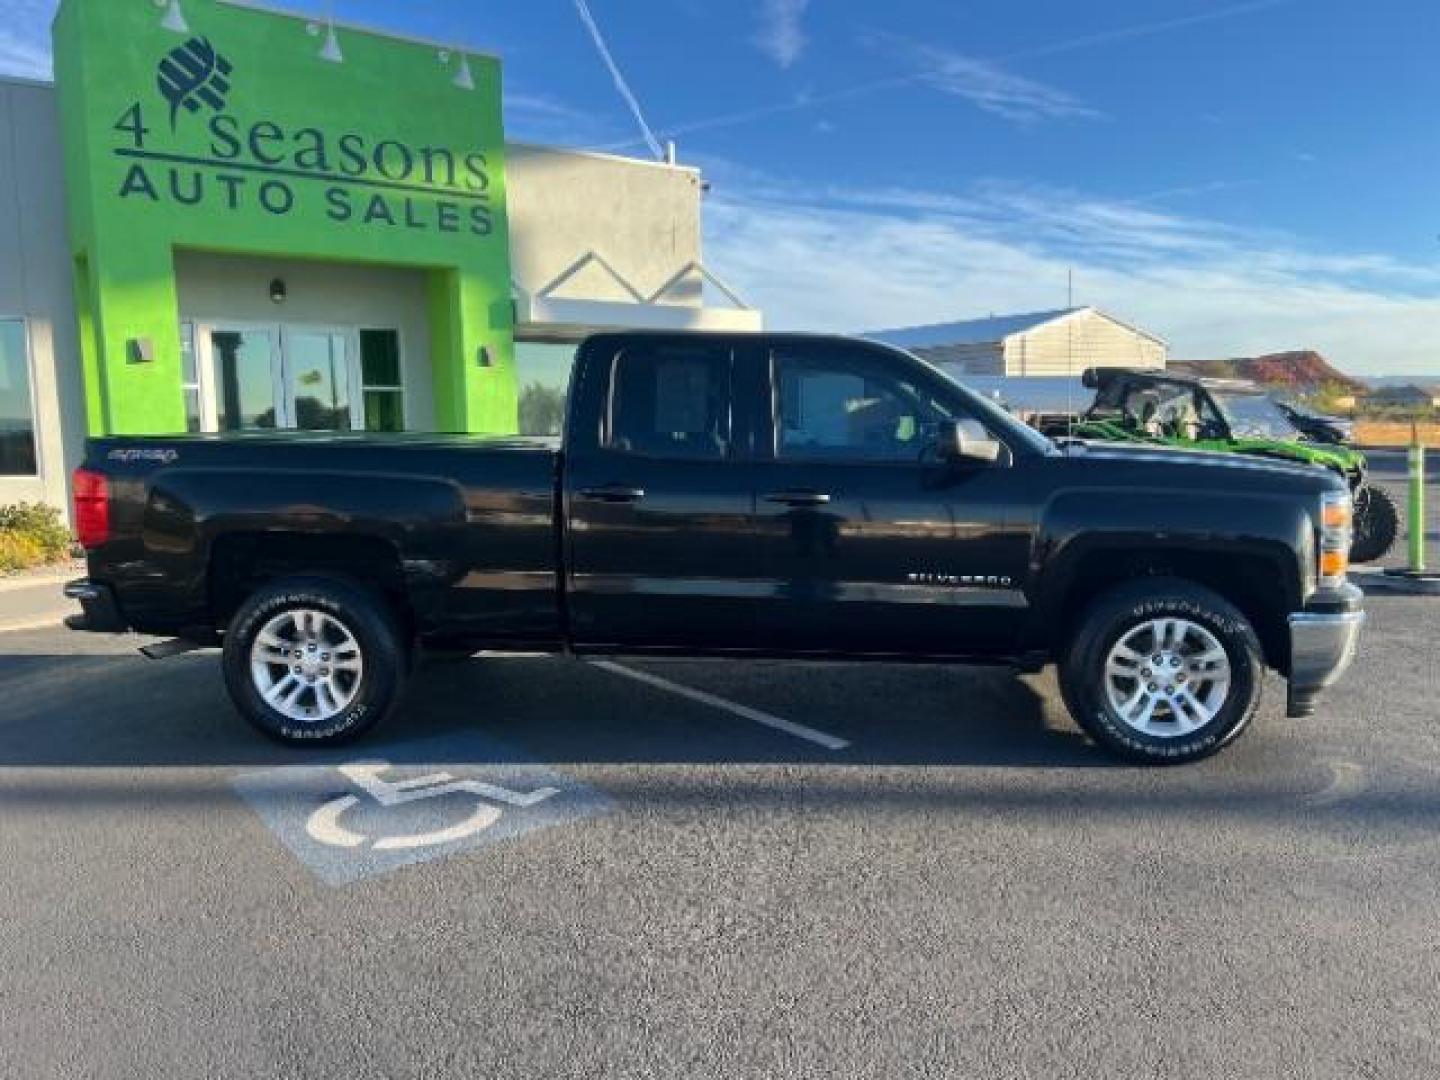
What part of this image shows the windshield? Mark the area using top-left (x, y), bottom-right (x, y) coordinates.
top-left (1212, 391), bottom-right (1303, 440)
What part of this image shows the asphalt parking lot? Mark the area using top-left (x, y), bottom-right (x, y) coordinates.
top-left (1, 584), bottom-right (1438, 1079)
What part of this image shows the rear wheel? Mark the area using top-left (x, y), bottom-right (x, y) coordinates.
top-left (1059, 578), bottom-right (1264, 765)
top-left (222, 576), bottom-right (407, 745)
top-left (1350, 484), bottom-right (1399, 564)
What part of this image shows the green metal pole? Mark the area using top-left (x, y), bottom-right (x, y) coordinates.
top-left (1409, 423), bottom-right (1427, 573)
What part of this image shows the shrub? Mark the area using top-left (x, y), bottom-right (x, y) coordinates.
top-left (0, 530), bottom-right (45, 573)
top-left (0, 502), bottom-right (73, 570)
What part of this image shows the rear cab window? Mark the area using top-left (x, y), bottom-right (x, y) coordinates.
top-left (604, 342), bottom-right (733, 460)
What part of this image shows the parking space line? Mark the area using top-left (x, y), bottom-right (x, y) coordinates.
top-left (589, 660), bottom-right (851, 751)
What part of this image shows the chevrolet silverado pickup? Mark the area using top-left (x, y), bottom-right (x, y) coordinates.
top-left (67, 331), bottom-right (1365, 764)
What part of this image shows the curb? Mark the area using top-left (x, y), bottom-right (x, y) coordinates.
top-left (0, 616), bottom-right (68, 636)
top-left (0, 566), bottom-right (81, 594)
top-left (1350, 569), bottom-right (1440, 597)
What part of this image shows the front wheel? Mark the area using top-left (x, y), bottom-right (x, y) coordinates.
top-left (1059, 578), bottom-right (1264, 765)
top-left (222, 576), bottom-right (407, 745)
top-left (1350, 484), bottom-right (1399, 564)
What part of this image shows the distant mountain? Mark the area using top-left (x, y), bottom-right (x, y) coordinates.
top-left (1171, 351), bottom-right (1367, 394)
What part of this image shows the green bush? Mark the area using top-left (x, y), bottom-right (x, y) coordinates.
top-left (0, 502), bottom-right (73, 571)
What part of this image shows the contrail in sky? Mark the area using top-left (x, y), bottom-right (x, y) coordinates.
top-left (573, 0), bottom-right (665, 160)
top-left (598, 0), bottom-right (1294, 151)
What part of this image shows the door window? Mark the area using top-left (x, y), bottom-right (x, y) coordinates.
top-left (213, 328), bottom-right (280, 431)
top-left (360, 330), bottom-right (404, 432)
top-left (179, 322), bottom-right (203, 433)
top-left (285, 330), bottom-right (353, 431)
top-left (605, 343), bottom-right (730, 459)
top-left (774, 347), bottom-right (956, 462)
top-left (0, 320), bottom-right (37, 476)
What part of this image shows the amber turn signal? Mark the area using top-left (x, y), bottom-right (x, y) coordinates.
top-left (1320, 549), bottom-right (1348, 580)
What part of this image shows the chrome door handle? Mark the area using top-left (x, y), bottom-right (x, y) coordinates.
top-left (765, 490), bottom-right (832, 507)
top-left (579, 485), bottom-right (646, 504)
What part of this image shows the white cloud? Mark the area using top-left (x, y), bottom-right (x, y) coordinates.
top-left (702, 171), bottom-right (1440, 375)
top-left (754, 0), bottom-right (811, 69)
top-left (0, 0), bottom-right (54, 81)
top-left (884, 38), bottom-right (1102, 123)
top-left (504, 90), bottom-right (613, 146)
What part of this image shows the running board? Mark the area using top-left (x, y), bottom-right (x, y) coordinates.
top-left (139, 638), bottom-right (204, 660)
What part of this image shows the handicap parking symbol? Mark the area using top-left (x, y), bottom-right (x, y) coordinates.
top-left (233, 733), bottom-right (613, 885)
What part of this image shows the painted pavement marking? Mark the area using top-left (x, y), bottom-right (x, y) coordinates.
top-left (589, 660), bottom-right (851, 751)
top-left (233, 732), bottom-right (612, 885)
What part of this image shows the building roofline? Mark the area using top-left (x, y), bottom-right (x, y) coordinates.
top-left (507, 140), bottom-right (697, 175)
top-left (215, 0), bottom-right (500, 60)
top-left (0, 72), bottom-right (54, 89)
top-left (1084, 307), bottom-right (1169, 348)
top-left (868, 305), bottom-right (1170, 350)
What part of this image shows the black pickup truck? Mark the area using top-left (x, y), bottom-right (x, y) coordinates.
top-left (67, 331), bottom-right (1365, 764)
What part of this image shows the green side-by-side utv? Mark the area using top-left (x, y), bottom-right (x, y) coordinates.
top-left (1040, 367), bottom-right (1397, 563)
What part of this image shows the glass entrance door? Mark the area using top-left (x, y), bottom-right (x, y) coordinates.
top-left (210, 327), bottom-right (281, 431)
top-left (203, 325), bottom-right (358, 432)
top-left (282, 328), bottom-right (353, 431)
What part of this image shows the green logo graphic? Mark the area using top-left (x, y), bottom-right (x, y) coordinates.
top-left (156, 37), bottom-right (234, 129)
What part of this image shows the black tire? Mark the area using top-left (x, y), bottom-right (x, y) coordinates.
top-left (1059, 577), bottom-right (1265, 765)
top-left (1350, 484), bottom-right (1399, 564)
top-left (221, 576), bottom-right (407, 745)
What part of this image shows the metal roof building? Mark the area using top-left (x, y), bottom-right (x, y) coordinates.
top-left (867, 306), bottom-right (1167, 376)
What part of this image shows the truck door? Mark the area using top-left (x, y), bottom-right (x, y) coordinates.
top-left (563, 336), bottom-right (759, 649)
top-left (748, 340), bottom-right (1033, 657)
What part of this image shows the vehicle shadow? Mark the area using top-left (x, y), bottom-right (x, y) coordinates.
top-left (0, 647), bottom-right (1110, 771)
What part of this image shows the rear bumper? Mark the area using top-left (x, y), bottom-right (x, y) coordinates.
top-left (63, 579), bottom-right (127, 634)
top-left (1286, 609), bottom-right (1365, 718)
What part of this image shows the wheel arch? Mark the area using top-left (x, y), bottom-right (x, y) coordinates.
top-left (1038, 542), bottom-right (1300, 675)
top-left (208, 532), bottom-right (413, 637)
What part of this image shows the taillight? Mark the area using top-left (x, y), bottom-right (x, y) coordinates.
top-left (1317, 489), bottom-right (1351, 589)
top-left (72, 468), bottom-right (110, 549)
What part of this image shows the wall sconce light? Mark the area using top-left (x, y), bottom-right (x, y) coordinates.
top-left (318, 24), bottom-right (344, 63)
top-left (309, 6), bottom-right (344, 64)
top-left (438, 48), bottom-right (475, 91)
top-left (127, 337), bottom-right (156, 364)
top-left (269, 278), bottom-right (287, 304)
top-left (453, 53), bottom-right (475, 90)
top-left (157, 0), bottom-right (189, 34)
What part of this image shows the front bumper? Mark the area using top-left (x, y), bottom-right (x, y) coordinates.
top-left (1286, 607), bottom-right (1365, 718)
top-left (63, 579), bottom-right (127, 633)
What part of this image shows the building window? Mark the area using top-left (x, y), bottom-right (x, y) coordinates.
top-left (179, 321), bottom-right (202, 433)
top-left (0, 320), bottom-right (38, 476)
top-left (359, 329), bottom-right (404, 432)
top-left (515, 341), bottom-right (577, 436)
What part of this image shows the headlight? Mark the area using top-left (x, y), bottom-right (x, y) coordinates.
top-left (1318, 489), bottom-right (1352, 588)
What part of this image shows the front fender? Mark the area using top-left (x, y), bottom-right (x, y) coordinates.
top-left (1026, 486), bottom-right (1313, 645)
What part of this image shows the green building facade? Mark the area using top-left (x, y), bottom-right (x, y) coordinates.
top-left (53, 0), bottom-right (517, 436)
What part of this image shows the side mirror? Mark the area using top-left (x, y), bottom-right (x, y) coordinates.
top-left (934, 419), bottom-right (1002, 465)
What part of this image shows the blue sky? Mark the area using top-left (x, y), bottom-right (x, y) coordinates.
top-left (3, 0), bottom-right (1438, 374)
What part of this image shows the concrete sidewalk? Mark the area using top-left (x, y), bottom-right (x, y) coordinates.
top-left (0, 567), bottom-right (81, 634)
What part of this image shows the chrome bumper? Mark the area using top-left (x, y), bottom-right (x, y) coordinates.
top-left (1287, 610), bottom-right (1365, 718)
